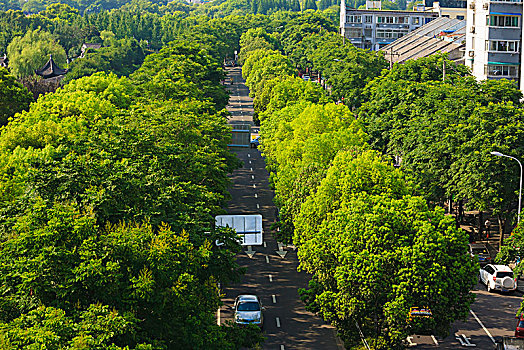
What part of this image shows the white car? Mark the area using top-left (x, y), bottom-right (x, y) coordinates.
top-left (479, 264), bottom-right (517, 293)
top-left (233, 294), bottom-right (265, 328)
top-left (302, 75), bottom-right (310, 81)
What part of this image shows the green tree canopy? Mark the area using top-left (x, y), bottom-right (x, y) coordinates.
top-left (295, 150), bottom-right (476, 348)
top-left (244, 51), bottom-right (294, 97)
top-left (7, 28), bottom-right (67, 79)
top-left (0, 67), bottom-right (33, 125)
top-left (260, 102), bottom-right (367, 242)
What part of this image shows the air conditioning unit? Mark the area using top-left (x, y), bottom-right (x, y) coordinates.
top-left (470, 26), bottom-right (475, 33)
top-left (483, 3), bottom-right (488, 9)
top-left (469, 50), bottom-right (475, 57)
top-left (469, 2), bottom-right (475, 9)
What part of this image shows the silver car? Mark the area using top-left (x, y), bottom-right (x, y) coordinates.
top-left (233, 295), bottom-right (265, 328)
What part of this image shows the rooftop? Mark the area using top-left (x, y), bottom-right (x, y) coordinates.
top-left (381, 17), bottom-right (466, 64)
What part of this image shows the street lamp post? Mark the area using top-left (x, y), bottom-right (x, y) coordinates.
top-left (491, 151), bottom-right (523, 224)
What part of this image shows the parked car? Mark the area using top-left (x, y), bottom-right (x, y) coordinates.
top-left (469, 242), bottom-right (492, 265)
top-left (479, 264), bottom-right (517, 293)
top-left (302, 75), bottom-right (310, 81)
top-left (233, 294), bottom-right (265, 328)
top-left (250, 136), bottom-right (260, 148)
top-left (515, 314), bottom-right (524, 338)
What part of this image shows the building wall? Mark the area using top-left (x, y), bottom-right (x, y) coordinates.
top-left (465, 0), bottom-right (522, 87)
top-left (339, 0), bottom-right (439, 50)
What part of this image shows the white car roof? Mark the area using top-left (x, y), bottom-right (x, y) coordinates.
top-left (493, 264), bottom-right (513, 272)
top-left (237, 295), bottom-right (259, 302)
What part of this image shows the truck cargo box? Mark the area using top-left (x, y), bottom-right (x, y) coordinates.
top-left (215, 214), bottom-right (263, 246)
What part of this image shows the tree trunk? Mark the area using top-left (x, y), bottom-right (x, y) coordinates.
top-left (498, 214), bottom-right (505, 251)
top-left (479, 211), bottom-right (484, 241)
top-left (458, 200), bottom-right (464, 223)
top-left (448, 197), bottom-right (454, 214)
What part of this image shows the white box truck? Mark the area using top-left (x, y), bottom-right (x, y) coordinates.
top-left (215, 214), bottom-right (263, 246)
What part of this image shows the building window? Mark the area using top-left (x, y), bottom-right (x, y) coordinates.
top-left (377, 16), bottom-right (410, 24)
top-left (347, 15), bottom-right (362, 23)
top-left (487, 15), bottom-right (519, 27)
top-left (412, 17), bottom-right (420, 25)
top-left (485, 65), bottom-right (519, 77)
top-left (486, 40), bottom-right (519, 52)
top-left (376, 29), bottom-right (409, 38)
top-left (457, 15), bottom-right (465, 20)
top-left (364, 15), bottom-right (373, 23)
top-left (346, 28), bottom-right (363, 38)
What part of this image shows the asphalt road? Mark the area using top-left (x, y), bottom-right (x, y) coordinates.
top-left (221, 66), bottom-right (342, 350)
top-left (412, 284), bottom-right (522, 349)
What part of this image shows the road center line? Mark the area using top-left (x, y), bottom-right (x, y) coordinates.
top-left (280, 346), bottom-right (285, 350)
top-left (265, 255), bottom-right (269, 264)
top-left (269, 274), bottom-right (273, 282)
top-left (470, 309), bottom-right (495, 344)
top-left (253, 184), bottom-right (256, 188)
top-left (251, 175), bottom-right (254, 180)
top-left (254, 193), bottom-right (258, 198)
top-left (431, 335), bottom-right (438, 345)
top-left (257, 203), bottom-right (260, 209)
top-left (250, 167), bottom-right (253, 171)
top-left (249, 160), bottom-right (252, 164)
top-left (263, 241), bottom-right (266, 247)
top-left (276, 317), bottom-right (281, 328)
top-left (272, 295), bottom-right (276, 303)
top-left (247, 154), bottom-right (250, 158)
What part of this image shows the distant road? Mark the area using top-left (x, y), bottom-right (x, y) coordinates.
top-left (221, 66), bottom-right (343, 350)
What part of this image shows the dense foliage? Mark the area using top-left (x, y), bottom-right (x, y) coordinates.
top-left (359, 54), bottom-right (524, 239)
top-left (7, 28), bottom-right (67, 79)
top-left (0, 67), bottom-right (32, 125)
top-left (0, 22), bottom-right (267, 346)
top-left (239, 22), bottom-right (478, 349)
top-left (1, 2), bottom-right (519, 349)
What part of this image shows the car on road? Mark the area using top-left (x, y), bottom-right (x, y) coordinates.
top-left (479, 264), bottom-right (517, 293)
top-left (469, 242), bottom-right (492, 265)
top-left (302, 75), bottom-right (310, 81)
top-left (233, 294), bottom-right (265, 328)
top-left (250, 136), bottom-right (260, 148)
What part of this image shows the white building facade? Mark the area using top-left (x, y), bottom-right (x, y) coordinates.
top-left (339, 0), bottom-right (439, 50)
top-left (465, 0), bottom-right (522, 87)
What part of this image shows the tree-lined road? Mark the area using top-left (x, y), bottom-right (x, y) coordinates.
top-left (221, 66), bottom-right (342, 349)
top-left (223, 66), bottom-right (522, 350)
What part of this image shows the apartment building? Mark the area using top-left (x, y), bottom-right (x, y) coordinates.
top-left (465, 0), bottom-right (522, 87)
top-left (339, 0), bottom-right (439, 50)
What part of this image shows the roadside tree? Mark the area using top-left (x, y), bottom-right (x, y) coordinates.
top-left (295, 150), bottom-right (477, 348)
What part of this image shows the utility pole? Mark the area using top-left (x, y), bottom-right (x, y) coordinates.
top-left (388, 47), bottom-right (400, 69)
